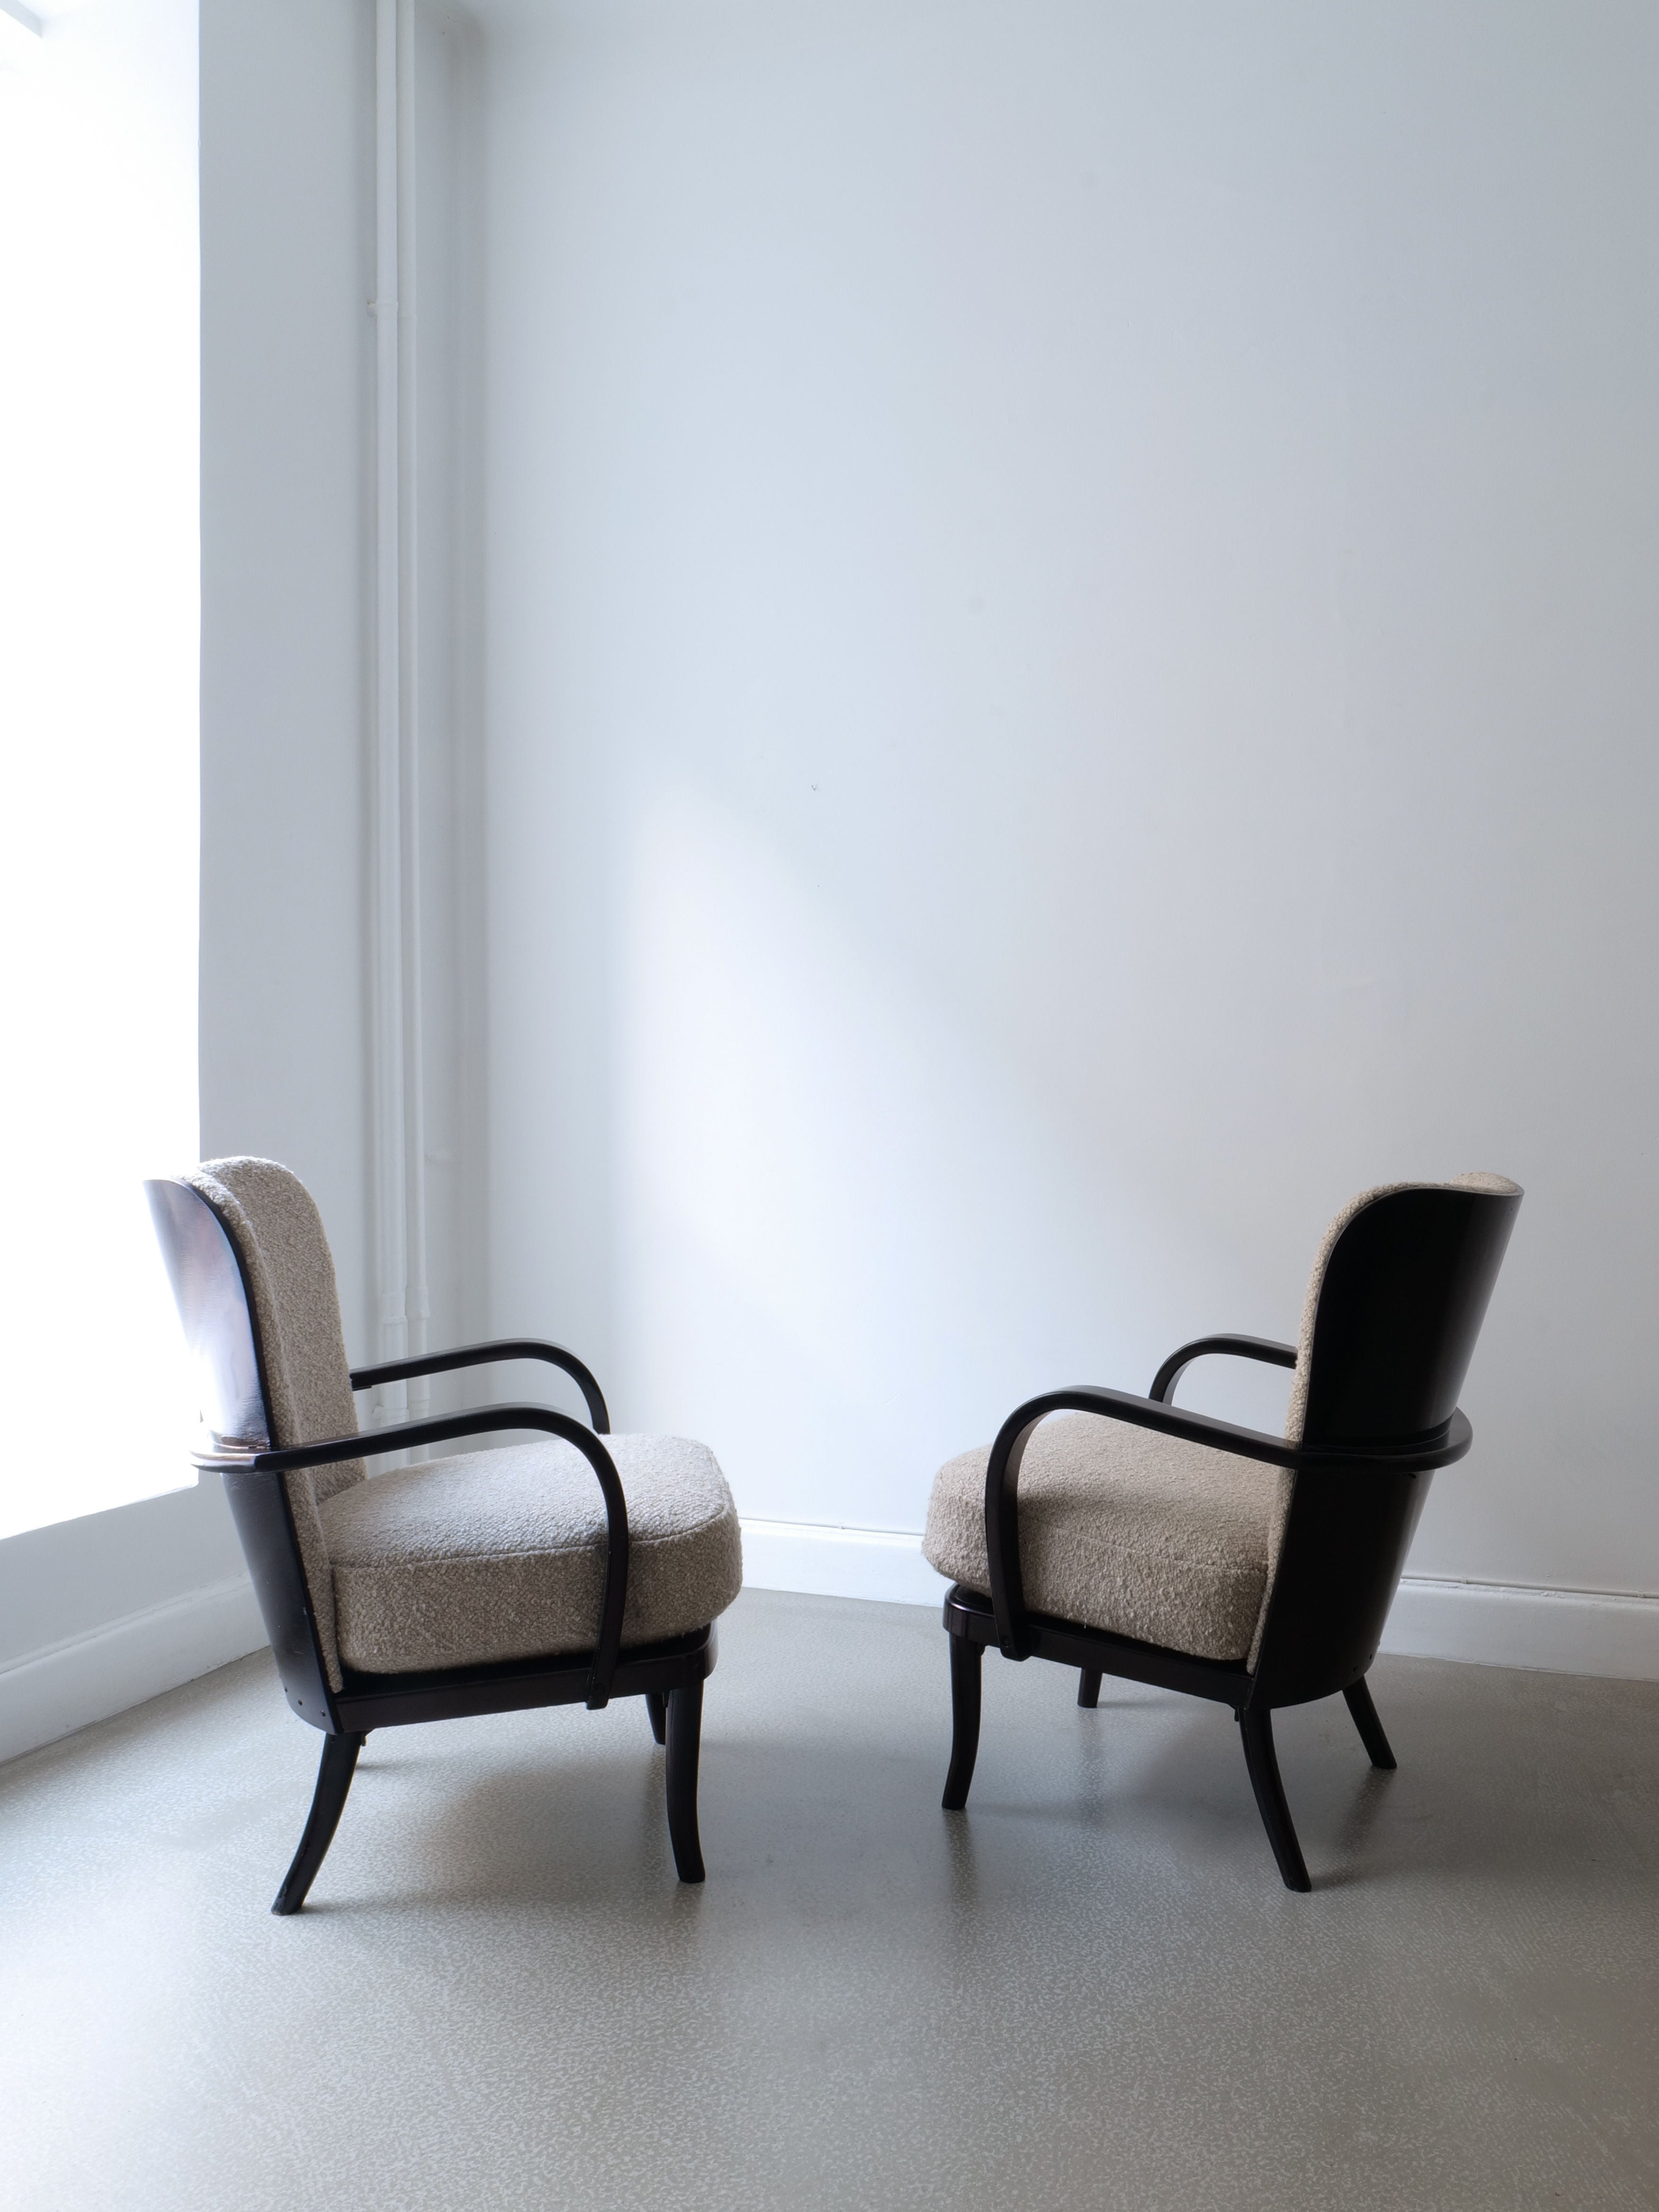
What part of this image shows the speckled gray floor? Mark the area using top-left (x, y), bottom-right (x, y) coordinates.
top-left (2, 1589), bottom-right (1657, 2211)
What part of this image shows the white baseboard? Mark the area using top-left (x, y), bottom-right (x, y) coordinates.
top-left (0, 1576), bottom-right (269, 1765)
top-left (741, 1521), bottom-right (1659, 1682)
top-left (1381, 1575), bottom-right (1659, 1680)
top-left (742, 1519), bottom-right (949, 1606)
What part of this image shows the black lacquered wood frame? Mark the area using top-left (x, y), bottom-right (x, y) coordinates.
top-left (146, 1176), bottom-right (715, 1912)
top-left (350, 1338), bottom-right (610, 1434)
top-left (942, 1180), bottom-right (1522, 1891)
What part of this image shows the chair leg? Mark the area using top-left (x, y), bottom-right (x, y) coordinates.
top-left (942, 1632), bottom-right (983, 1811)
top-left (664, 1679), bottom-right (706, 1883)
top-left (1077, 1667), bottom-right (1102, 1709)
top-left (1343, 1676), bottom-right (1397, 1769)
top-left (646, 1690), bottom-right (668, 1746)
top-left (272, 1730), bottom-right (364, 1916)
top-left (1239, 1708), bottom-right (1312, 1893)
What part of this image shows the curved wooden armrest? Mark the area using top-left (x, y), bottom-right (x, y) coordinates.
top-left (195, 1404), bottom-right (629, 1711)
top-left (1149, 1334), bottom-right (1297, 1405)
top-left (983, 1384), bottom-right (1470, 1662)
top-left (350, 1339), bottom-right (609, 1434)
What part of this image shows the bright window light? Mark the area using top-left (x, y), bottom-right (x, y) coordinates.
top-left (0, 0), bottom-right (200, 1538)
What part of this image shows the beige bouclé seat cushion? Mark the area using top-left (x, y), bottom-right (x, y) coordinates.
top-left (923, 1417), bottom-right (1278, 1665)
top-left (321, 1432), bottom-right (743, 1675)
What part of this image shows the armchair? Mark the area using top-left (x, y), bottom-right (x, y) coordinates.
top-left (148, 1158), bottom-right (742, 1913)
top-left (923, 1174), bottom-right (1522, 1889)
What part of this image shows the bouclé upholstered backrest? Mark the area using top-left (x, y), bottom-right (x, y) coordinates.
top-left (1285, 1173), bottom-right (1522, 1451)
top-left (185, 1158), bottom-right (365, 1496)
top-left (182, 1159), bottom-right (363, 1693)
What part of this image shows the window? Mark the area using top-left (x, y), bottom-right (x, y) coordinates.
top-left (0, 0), bottom-right (199, 1536)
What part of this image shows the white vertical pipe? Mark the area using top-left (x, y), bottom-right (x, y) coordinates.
top-left (370, 0), bottom-right (410, 1423)
top-left (396, 0), bottom-right (431, 1413)
top-left (370, 0), bottom-right (432, 1429)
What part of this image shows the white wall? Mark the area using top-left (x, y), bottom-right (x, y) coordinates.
top-left (470, 0), bottom-right (1659, 1638)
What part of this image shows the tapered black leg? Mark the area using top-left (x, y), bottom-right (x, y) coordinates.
top-left (1343, 1676), bottom-right (1397, 1769)
top-left (272, 1731), bottom-right (364, 1916)
top-left (1239, 1708), bottom-right (1311, 1892)
top-left (665, 1679), bottom-right (705, 1883)
top-left (1077, 1668), bottom-right (1102, 1709)
top-left (646, 1691), bottom-right (668, 1746)
top-left (942, 1631), bottom-right (983, 1811)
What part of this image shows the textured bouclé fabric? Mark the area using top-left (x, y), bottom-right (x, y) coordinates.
top-left (188, 1158), bottom-right (363, 1689)
top-left (321, 1434), bottom-right (743, 1674)
top-left (924, 1417), bottom-right (1278, 1663)
top-left (925, 1172), bottom-right (1522, 1674)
